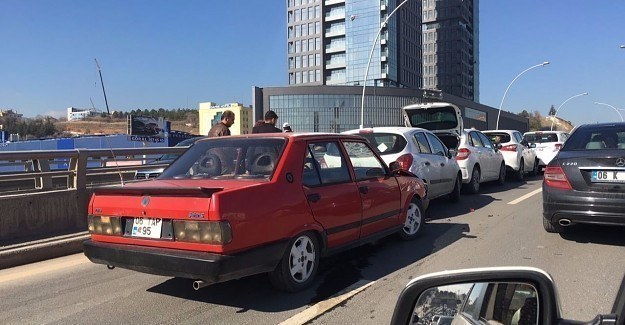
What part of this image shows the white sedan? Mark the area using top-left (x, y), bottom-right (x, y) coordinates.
top-left (483, 130), bottom-right (539, 181)
top-left (342, 127), bottom-right (462, 204)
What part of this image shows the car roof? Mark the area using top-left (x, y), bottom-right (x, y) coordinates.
top-left (576, 122), bottom-right (625, 129)
top-left (523, 130), bottom-right (567, 135)
top-left (194, 132), bottom-right (367, 143)
top-left (483, 130), bottom-right (519, 134)
top-left (343, 126), bottom-right (432, 135)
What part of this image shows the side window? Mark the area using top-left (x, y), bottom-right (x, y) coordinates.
top-left (426, 133), bottom-right (447, 156)
top-left (478, 132), bottom-right (494, 149)
top-left (514, 132), bottom-right (524, 143)
top-left (302, 148), bottom-right (321, 187)
top-left (461, 282), bottom-right (488, 322)
top-left (306, 141), bottom-right (351, 185)
top-left (413, 132), bottom-right (432, 154)
top-left (470, 132), bottom-right (484, 148)
top-left (343, 141), bottom-right (386, 181)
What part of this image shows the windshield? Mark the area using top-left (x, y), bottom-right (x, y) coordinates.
top-left (404, 106), bottom-right (459, 130)
top-left (523, 133), bottom-right (559, 143)
top-left (356, 133), bottom-right (407, 155)
top-left (562, 126), bottom-right (625, 151)
top-left (159, 138), bottom-right (286, 180)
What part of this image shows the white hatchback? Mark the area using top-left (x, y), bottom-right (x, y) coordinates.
top-left (522, 131), bottom-right (569, 169)
top-left (483, 130), bottom-right (539, 181)
top-left (402, 102), bottom-right (506, 194)
top-left (343, 127), bottom-right (462, 204)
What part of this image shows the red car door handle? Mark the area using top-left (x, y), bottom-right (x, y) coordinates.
top-left (359, 186), bottom-right (369, 194)
top-left (307, 193), bottom-right (321, 202)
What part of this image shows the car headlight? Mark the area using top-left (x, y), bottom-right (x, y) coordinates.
top-left (173, 220), bottom-right (232, 244)
top-left (88, 215), bottom-right (123, 236)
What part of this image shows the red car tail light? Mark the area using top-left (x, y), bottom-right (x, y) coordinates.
top-left (396, 153), bottom-right (413, 170)
top-left (544, 166), bottom-right (572, 190)
top-left (88, 215), bottom-right (123, 236)
top-left (501, 144), bottom-right (518, 151)
top-left (554, 143), bottom-right (563, 152)
top-left (456, 148), bottom-right (471, 160)
top-left (173, 220), bottom-right (232, 244)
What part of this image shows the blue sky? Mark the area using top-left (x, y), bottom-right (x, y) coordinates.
top-left (1, 1), bottom-right (624, 127)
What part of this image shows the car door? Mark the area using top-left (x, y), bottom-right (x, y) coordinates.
top-left (478, 131), bottom-right (500, 180)
top-left (342, 140), bottom-right (402, 239)
top-left (412, 131), bottom-right (441, 198)
top-left (468, 131), bottom-right (489, 178)
top-left (516, 131), bottom-right (534, 171)
top-left (425, 132), bottom-right (456, 195)
top-left (302, 141), bottom-right (362, 248)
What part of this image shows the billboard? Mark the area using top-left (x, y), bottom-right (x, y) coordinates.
top-left (127, 116), bottom-right (166, 142)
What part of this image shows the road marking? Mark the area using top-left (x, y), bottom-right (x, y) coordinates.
top-left (508, 188), bottom-right (542, 205)
top-left (279, 279), bottom-right (375, 325)
top-left (0, 253), bottom-right (88, 285)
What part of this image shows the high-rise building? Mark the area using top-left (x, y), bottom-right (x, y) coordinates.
top-left (422, 0), bottom-right (479, 101)
top-left (286, 0), bottom-right (422, 89)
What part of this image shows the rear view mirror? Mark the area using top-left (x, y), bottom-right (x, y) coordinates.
top-left (391, 267), bottom-right (563, 325)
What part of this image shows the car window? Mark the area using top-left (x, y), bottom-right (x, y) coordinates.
top-left (514, 132), bottom-right (524, 143)
top-left (302, 148), bottom-right (321, 187)
top-left (461, 283), bottom-right (488, 322)
top-left (356, 132), bottom-right (407, 155)
top-left (484, 132), bottom-right (511, 144)
top-left (426, 133), bottom-right (447, 156)
top-left (478, 132), bottom-right (494, 149)
top-left (562, 126), bottom-right (625, 150)
top-left (414, 132), bottom-right (432, 154)
top-left (523, 133), bottom-right (558, 143)
top-left (343, 141), bottom-right (387, 181)
top-left (313, 141), bottom-right (352, 184)
top-left (470, 132), bottom-right (484, 148)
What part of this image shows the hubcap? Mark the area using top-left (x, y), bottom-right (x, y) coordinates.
top-left (472, 170), bottom-right (480, 190)
top-left (403, 202), bottom-right (421, 235)
top-left (288, 236), bottom-right (315, 283)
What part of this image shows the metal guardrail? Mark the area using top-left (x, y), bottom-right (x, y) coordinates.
top-left (0, 147), bottom-right (188, 194)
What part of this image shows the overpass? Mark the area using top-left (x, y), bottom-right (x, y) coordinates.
top-left (0, 146), bottom-right (187, 269)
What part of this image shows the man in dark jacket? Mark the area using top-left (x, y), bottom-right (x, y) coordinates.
top-left (207, 110), bottom-right (235, 137)
top-left (252, 110), bottom-right (282, 133)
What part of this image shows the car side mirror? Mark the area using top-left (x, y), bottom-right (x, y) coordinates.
top-left (448, 149), bottom-right (456, 159)
top-left (389, 161), bottom-right (401, 173)
top-left (495, 143), bottom-right (503, 150)
top-left (529, 143), bottom-right (536, 148)
top-left (390, 267), bottom-right (565, 325)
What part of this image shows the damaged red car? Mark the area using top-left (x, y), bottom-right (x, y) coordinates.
top-left (83, 133), bottom-right (426, 292)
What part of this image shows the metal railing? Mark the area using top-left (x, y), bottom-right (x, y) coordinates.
top-left (0, 147), bottom-right (188, 195)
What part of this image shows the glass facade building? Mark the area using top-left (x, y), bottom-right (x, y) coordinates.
top-left (286, 0), bottom-right (421, 89)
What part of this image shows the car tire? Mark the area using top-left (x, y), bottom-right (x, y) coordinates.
top-left (269, 232), bottom-right (320, 292)
top-left (465, 166), bottom-right (480, 194)
top-left (515, 159), bottom-right (525, 181)
top-left (399, 198), bottom-right (425, 240)
top-left (529, 159), bottom-right (539, 176)
top-left (497, 163), bottom-right (506, 185)
top-left (448, 173), bottom-right (461, 202)
top-left (543, 217), bottom-right (563, 233)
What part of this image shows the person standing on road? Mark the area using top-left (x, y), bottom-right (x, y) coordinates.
top-left (252, 110), bottom-right (282, 134)
top-left (207, 110), bottom-right (235, 137)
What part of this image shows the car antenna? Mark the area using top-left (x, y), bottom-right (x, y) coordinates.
top-left (103, 135), bottom-right (125, 186)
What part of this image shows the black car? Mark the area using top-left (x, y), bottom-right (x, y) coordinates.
top-left (542, 122), bottom-right (625, 233)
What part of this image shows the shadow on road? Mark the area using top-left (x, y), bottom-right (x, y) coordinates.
top-left (427, 194), bottom-right (495, 220)
top-left (147, 222), bottom-right (472, 312)
top-left (559, 224), bottom-right (625, 246)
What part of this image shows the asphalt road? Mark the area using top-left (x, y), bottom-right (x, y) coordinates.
top-left (1, 175), bottom-right (624, 325)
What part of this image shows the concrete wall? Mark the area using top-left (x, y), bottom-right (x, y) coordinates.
top-left (0, 189), bottom-right (92, 243)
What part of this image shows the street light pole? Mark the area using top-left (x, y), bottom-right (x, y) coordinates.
top-left (550, 92), bottom-right (588, 131)
top-left (495, 61), bottom-right (550, 130)
top-left (360, 0), bottom-right (411, 129)
top-left (594, 102), bottom-right (624, 122)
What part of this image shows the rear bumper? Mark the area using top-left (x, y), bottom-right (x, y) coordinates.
top-left (542, 185), bottom-right (625, 226)
top-left (83, 239), bottom-right (287, 284)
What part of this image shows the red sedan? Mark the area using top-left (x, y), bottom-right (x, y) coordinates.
top-left (83, 133), bottom-right (426, 292)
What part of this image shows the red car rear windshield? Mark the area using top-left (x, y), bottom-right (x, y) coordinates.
top-left (159, 138), bottom-right (286, 180)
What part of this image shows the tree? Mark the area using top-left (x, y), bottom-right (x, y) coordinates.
top-left (518, 110), bottom-right (530, 119)
top-left (548, 105), bottom-right (556, 116)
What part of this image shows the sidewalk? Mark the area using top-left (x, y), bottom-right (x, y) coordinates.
top-left (0, 232), bottom-right (89, 269)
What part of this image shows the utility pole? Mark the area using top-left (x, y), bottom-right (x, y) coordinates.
top-left (94, 59), bottom-right (110, 115)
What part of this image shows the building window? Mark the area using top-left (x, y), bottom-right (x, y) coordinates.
top-left (315, 53), bottom-right (321, 66)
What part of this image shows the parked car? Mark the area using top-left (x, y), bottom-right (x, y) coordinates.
top-left (402, 103), bottom-right (506, 194)
top-left (523, 131), bottom-right (569, 170)
top-left (343, 127), bottom-right (462, 205)
top-left (134, 136), bottom-right (203, 180)
top-left (483, 130), bottom-right (539, 181)
top-left (542, 122), bottom-right (625, 233)
top-left (391, 267), bottom-right (623, 324)
top-left (83, 133), bottom-right (427, 292)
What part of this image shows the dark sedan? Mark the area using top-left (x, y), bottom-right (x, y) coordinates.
top-left (543, 122), bottom-right (625, 233)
